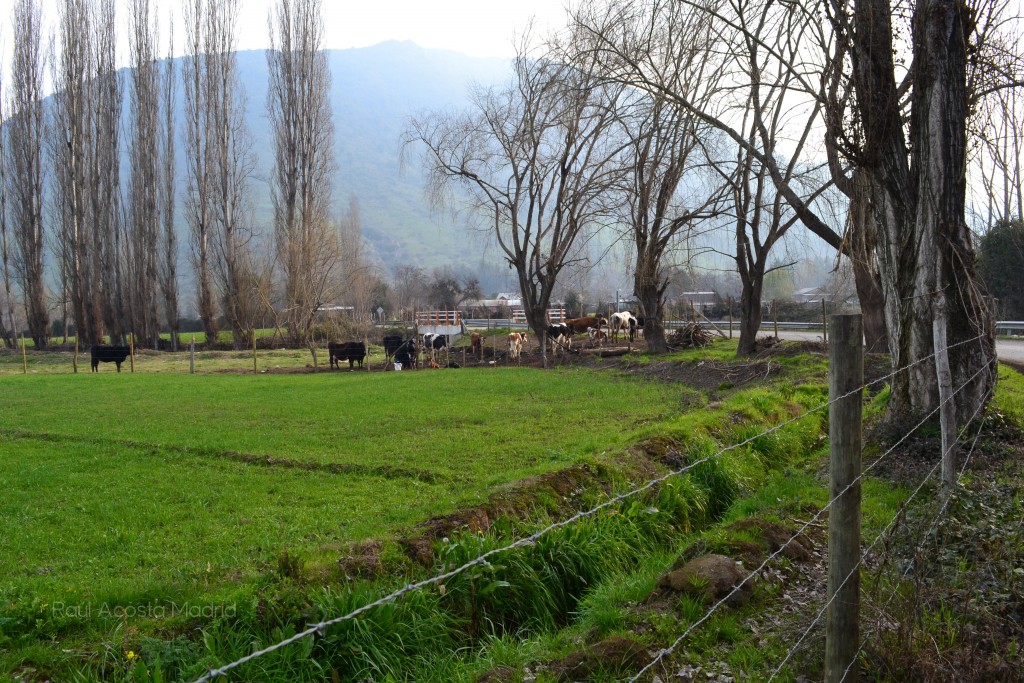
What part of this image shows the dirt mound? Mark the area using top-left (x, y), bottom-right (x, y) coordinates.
top-left (548, 636), bottom-right (652, 681)
top-left (656, 554), bottom-right (753, 607)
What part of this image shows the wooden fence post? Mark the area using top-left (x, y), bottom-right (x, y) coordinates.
top-left (822, 299), bottom-right (828, 343)
top-left (21, 334), bottom-right (27, 374)
top-left (190, 336), bottom-right (195, 374)
top-left (73, 339), bottom-right (79, 374)
top-left (129, 333), bottom-right (135, 373)
top-left (773, 300), bottom-right (779, 338)
top-left (825, 314), bottom-right (863, 683)
top-left (933, 294), bottom-right (957, 490)
top-left (728, 296), bottom-right (733, 339)
top-left (253, 332), bottom-right (258, 374)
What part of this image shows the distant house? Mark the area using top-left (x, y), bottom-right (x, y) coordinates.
top-left (315, 305), bottom-right (355, 319)
top-left (677, 292), bottom-right (717, 311)
top-left (793, 287), bottom-right (826, 304)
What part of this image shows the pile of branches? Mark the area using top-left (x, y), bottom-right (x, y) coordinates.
top-left (667, 322), bottom-right (714, 349)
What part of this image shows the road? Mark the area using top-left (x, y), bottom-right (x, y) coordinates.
top-left (771, 329), bottom-right (1024, 364)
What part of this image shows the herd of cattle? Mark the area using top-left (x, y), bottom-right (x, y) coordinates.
top-left (87, 313), bottom-right (646, 372)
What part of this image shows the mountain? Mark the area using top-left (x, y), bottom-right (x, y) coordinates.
top-left (232, 41), bottom-right (510, 274)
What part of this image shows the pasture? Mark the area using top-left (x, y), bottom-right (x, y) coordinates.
top-left (0, 366), bottom-right (700, 614)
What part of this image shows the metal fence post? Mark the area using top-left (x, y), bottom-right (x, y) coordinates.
top-left (826, 314), bottom-right (863, 682)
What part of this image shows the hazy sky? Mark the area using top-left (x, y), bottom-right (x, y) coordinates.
top-left (0, 0), bottom-right (571, 71)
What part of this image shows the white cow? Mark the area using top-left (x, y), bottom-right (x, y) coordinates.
top-left (609, 312), bottom-right (636, 340)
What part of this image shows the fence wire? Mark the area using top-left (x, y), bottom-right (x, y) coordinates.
top-left (192, 334), bottom-right (987, 683)
top-left (767, 384), bottom-right (991, 682)
top-left (835, 385), bottom-right (994, 683)
top-left (627, 359), bottom-right (991, 682)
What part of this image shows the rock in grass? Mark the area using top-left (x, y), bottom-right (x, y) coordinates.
top-left (657, 554), bottom-right (753, 606)
top-left (475, 666), bottom-right (516, 683)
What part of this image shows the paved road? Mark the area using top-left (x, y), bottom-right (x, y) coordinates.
top-left (771, 329), bottom-right (1024, 364)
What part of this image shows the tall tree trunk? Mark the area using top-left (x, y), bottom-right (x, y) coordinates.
top-left (634, 246), bottom-right (668, 353)
top-left (160, 43), bottom-right (179, 350)
top-left (852, 0), bottom-right (995, 425)
top-left (737, 262), bottom-right (765, 356)
top-left (848, 170), bottom-right (888, 353)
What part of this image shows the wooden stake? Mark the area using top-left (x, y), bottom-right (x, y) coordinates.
top-left (822, 299), bottom-right (828, 342)
top-left (190, 335), bottom-right (195, 374)
top-left (773, 300), bottom-right (779, 338)
top-left (825, 314), bottom-right (863, 683)
top-left (253, 332), bottom-right (258, 373)
top-left (933, 295), bottom-right (957, 490)
top-left (728, 296), bottom-right (733, 339)
top-left (21, 334), bottom-right (28, 374)
top-left (73, 338), bottom-right (79, 373)
top-left (129, 333), bottom-right (135, 372)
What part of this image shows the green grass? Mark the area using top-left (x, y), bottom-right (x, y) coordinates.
top-left (0, 368), bottom-right (693, 613)
top-left (0, 369), bottom-right (687, 480)
top-left (0, 340), bottom-right (841, 680)
top-left (0, 439), bottom-right (450, 605)
top-left (993, 362), bottom-right (1024, 423)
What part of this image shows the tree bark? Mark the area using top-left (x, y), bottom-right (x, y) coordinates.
top-left (737, 260), bottom-right (765, 356)
top-left (852, 0), bottom-right (995, 424)
top-left (847, 170), bottom-right (888, 353)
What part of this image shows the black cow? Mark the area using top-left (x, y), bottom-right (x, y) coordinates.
top-left (385, 336), bottom-right (418, 369)
top-left (629, 315), bottom-right (645, 342)
top-left (91, 345), bottom-right (131, 372)
top-left (393, 340), bottom-right (418, 369)
top-left (382, 335), bottom-right (406, 360)
top-left (328, 341), bottom-right (367, 370)
top-left (546, 324), bottom-right (572, 355)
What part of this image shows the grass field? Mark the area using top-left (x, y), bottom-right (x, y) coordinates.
top-left (0, 366), bottom-right (700, 609)
top-left (1, 339), bottom-right (850, 680)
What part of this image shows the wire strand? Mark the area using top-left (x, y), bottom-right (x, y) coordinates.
top-left (836, 387), bottom-right (993, 683)
top-left (627, 360), bottom-right (990, 682)
top-left (766, 386), bottom-right (990, 682)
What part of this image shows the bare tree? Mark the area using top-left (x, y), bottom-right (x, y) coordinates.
top-left (407, 38), bottom-right (625, 343)
top-left (92, 0), bottom-right (125, 343)
top-left (391, 264), bottom-right (427, 319)
top-left (9, 0), bottom-right (49, 348)
top-left (49, 0), bottom-right (124, 346)
top-left (974, 79), bottom-right (1024, 228)
top-left (126, 0), bottom-right (163, 348)
top-left (51, 0), bottom-right (94, 346)
top-left (159, 19), bottom-right (180, 348)
top-left (183, 0), bottom-right (218, 343)
top-left (577, 0), bottom-right (838, 356)
top-left (337, 197), bottom-right (374, 320)
top-left (267, 0), bottom-right (338, 344)
top-left (0, 71), bottom-right (16, 349)
top-left (185, 0), bottom-right (257, 349)
top-left (577, 0), bottom-right (997, 424)
top-left (586, 1), bottom-right (727, 352)
top-left (828, 0), bottom-right (997, 422)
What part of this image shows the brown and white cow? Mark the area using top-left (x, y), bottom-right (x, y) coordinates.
top-left (587, 326), bottom-right (608, 347)
top-left (507, 332), bottom-right (526, 362)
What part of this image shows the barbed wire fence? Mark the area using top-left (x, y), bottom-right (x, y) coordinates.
top-left (766, 382), bottom-right (993, 682)
top-left (190, 323), bottom-right (994, 683)
top-left (627, 348), bottom-right (993, 682)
